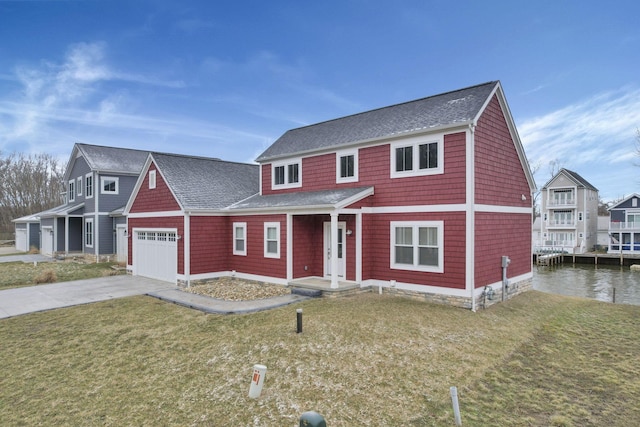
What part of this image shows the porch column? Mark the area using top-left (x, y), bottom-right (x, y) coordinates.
top-left (330, 212), bottom-right (339, 288)
top-left (64, 216), bottom-right (69, 253)
top-left (355, 211), bottom-right (362, 283)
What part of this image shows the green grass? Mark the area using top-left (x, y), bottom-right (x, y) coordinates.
top-left (1, 290), bottom-right (638, 426)
top-left (0, 261), bottom-right (123, 290)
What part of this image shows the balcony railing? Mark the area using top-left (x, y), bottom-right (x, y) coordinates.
top-left (547, 220), bottom-right (576, 227)
top-left (547, 199), bottom-right (576, 207)
top-left (609, 222), bottom-right (640, 230)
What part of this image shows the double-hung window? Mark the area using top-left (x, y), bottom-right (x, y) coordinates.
top-left (101, 177), bottom-right (119, 194)
top-left (336, 149), bottom-right (358, 183)
top-left (390, 135), bottom-right (443, 178)
top-left (272, 159), bottom-right (302, 189)
top-left (77, 177), bottom-right (82, 196)
top-left (85, 173), bottom-right (93, 198)
top-left (68, 180), bottom-right (76, 202)
top-left (264, 222), bottom-right (280, 258)
top-left (390, 221), bottom-right (443, 273)
top-left (233, 222), bottom-right (247, 256)
top-left (85, 218), bottom-right (94, 248)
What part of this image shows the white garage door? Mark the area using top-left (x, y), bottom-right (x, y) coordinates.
top-left (133, 230), bottom-right (177, 283)
top-left (15, 229), bottom-right (27, 252)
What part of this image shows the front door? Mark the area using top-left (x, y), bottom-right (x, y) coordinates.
top-left (323, 222), bottom-right (346, 278)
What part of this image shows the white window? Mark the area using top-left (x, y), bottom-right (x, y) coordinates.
top-left (85, 173), bottom-right (93, 198)
top-left (390, 221), bottom-right (443, 273)
top-left (85, 218), bottom-right (94, 248)
top-left (101, 177), bottom-right (119, 194)
top-left (68, 180), bottom-right (75, 202)
top-left (336, 149), bottom-right (358, 183)
top-left (149, 170), bottom-right (156, 190)
top-left (390, 134), bottom-right (443, 178)
top-left (634, 198), bottom-right (638, 208)
top-left (272, 159), bottom-right (302, 189)
top-left (233, 222), bottom-right (247, 256)
top-left (77, 177), bottom-right (82, 196)
top-left (264, 222), bottom-right (280, 258)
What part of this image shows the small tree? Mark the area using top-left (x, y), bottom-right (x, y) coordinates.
top-left (0, 152), bottom-right (64, 238)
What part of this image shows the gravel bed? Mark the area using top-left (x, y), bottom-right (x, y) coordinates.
top-left (184, 277), bottom-right (290, 301)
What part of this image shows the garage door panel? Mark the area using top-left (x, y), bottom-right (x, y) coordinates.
top-left (133, 230), bottom-right (177, 283)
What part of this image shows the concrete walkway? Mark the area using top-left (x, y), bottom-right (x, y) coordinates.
top-left (0, 275), bottom-right (310, 319)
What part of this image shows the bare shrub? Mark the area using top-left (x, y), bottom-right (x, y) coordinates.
top-left (34, 269), bottom-right (57, 284)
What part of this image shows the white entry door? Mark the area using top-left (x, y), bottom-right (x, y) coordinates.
top-left (323, 221), bottom-right (346, 278)
top-left (116, 225), bottom-right (128, 263)
top-left (133, 229), bottom-right (177, 283)
top-left (41, 227), bottom-right (53, 257)
top-left (15, 229), bottom-right (27, 252)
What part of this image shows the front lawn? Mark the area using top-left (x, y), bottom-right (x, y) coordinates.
top-left (1, 290), bottom-right (638, 425)
top-left (0, 260), bottom-right (123, 290)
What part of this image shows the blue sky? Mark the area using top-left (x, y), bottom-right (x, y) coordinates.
top-left (0, 0), bottom-right (639, 203)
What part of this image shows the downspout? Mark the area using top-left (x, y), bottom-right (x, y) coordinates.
top-left (466, 123), bottom-right (477, 312)
top-left (286, 213), bottom-right (293, 281)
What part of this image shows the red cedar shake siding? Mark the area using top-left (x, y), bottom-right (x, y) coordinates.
top-left (227, 214), bottom-right (287, 279)
top-left (130, 163), bottom-right (181, 213)
top-left (362, 212), bottom-right (467, 289)
top-left (261, 133), bottom-right (467, 206)
top-left (189, 216), bottom-right (228, 275)
top-left (474, 212), bottom-right (531, 286)
top-left (474, 95), bottom-right (531, 208)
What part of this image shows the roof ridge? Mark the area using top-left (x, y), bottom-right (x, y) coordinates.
top-left (152, 151), bottom-right (257, 167)
top-left (283, 81), bottom-right (499, 133)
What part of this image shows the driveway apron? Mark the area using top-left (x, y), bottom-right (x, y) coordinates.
top-left (0, 275), bottom-right (175, 319)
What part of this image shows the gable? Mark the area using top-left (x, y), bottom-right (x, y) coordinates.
top-left (129, 161), bottom-right (181, 213)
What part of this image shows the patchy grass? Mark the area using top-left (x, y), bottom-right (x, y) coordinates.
top-left (0, 261), bottom-right (123, 290)
top-left (1, 291), bottom-right (638, 426)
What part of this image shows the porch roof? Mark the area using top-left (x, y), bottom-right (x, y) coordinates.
top-left (225, 186), bottom-right (374, 212)
top-left (39, 202), bottom-right (85, 218)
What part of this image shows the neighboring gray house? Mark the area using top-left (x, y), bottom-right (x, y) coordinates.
top-left (12, 213), bottom-right (41, 252)
top-left (536, 168), bottom-right (599, 253)
top-left (608, 193), bottom-right (640, 253)
top-left (37, 144), bottom-right (149, 260)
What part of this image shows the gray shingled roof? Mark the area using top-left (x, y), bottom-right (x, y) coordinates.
top-left (256, 81), bottom-right (499, 162)
top-left (226, 186), bottom-right (374, 211)
top-left (542, 168), bottom-right (598, 191)
top-left (78, 143), bottom-right (150, 174)
top-left (151, 153), bottom-right (259, 211)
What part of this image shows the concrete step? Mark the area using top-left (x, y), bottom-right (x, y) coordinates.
top-left (291, 287), bottom-right (323, 298)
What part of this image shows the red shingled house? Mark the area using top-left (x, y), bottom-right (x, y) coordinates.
top-left (124, 81), bottom-right (536, 309)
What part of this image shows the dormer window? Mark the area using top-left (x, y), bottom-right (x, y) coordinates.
top-left (272, 159), bottom-right (302, 189)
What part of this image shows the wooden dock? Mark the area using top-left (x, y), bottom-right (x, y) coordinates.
top-left (536, 252), bottom-right (564, 266)
top-left (533, 252), bottom-right (640, 267)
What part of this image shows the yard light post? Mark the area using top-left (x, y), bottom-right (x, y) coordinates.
top-left (296, 308), bottom-right (303, 333)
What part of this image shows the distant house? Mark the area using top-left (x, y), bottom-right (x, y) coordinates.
top-left (36, 144), bottom-right (149, 260)
top-left (125, 81), bottom-right (536, 309)
top-left (608, 193), bottom-right (640, 253)
top-left (536, 169), bottom-right (599, 253)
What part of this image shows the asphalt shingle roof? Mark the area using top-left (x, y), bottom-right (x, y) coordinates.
top-left (226, 187), bottom-right (374, 211)
top-left (543, 168), bottom-right (598, 191)
top-left (256, 81), bottom-right (499, 162)
top-left (78, 144), bottom-right (150, 174)
top-left (151, 153), bottom-right (260, 211)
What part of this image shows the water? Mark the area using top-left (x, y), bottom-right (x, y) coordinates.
top-left (533, 263), bottom-right (640, 306)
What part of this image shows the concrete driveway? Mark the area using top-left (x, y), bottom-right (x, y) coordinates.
top-left (0, 275), bottom-right (175, 319)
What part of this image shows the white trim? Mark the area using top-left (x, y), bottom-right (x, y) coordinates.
top-left (271, 158), bottom-right (302, 190)
top-left (85, 173), bottom-right (93, 199)
top-left (127, 210), bottom-right (184, 218)
top-left (336, 149), bottom-right (359, 183)
top-left (85, 218), bottom-right (94, 248)
top-left (286, 214), bottom-right (293, 280)
top-left (68, 179), bottom-right (75, 202)
top-left (363, 279), bottom-right (469, 297)
top-left (233, 222), bottom-right (247, 256)
top-left (100, 176), bottom-right (119, 194)
top-left (475, 204), bottom-right (532, 214)
top-left (363, 204), bottom-right (466, 214)
top-left (149, 170), bottom-right (157, 189)
top-left (77, 177), bottom-right (82, 196)
top-left (390, 134), bottom-right (444, 179)
top-left (264, 222), bottom-right (281, 258)
top-left (184, 213), bottom-right (190, 286)
top-left (466, 125), bottom-right (476, 311)
top-left (390, 221), bottom-right (444, 273)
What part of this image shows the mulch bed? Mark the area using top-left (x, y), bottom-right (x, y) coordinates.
top-left (183, 277), bottom-right (290, 301)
